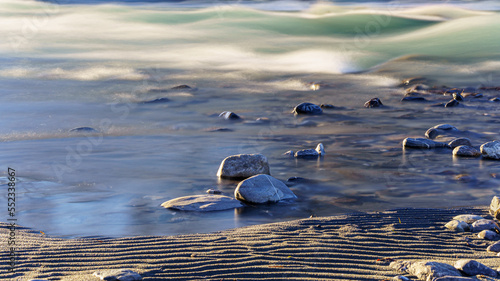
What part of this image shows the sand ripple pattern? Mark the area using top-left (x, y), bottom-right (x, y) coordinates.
top-left (1, 208), bottom-right (497, 280)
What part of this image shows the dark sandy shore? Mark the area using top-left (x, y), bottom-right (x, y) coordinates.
top-left (1, 207), bottom-right (499, 280)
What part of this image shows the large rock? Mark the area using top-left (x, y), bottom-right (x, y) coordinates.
top-left (161, 195), bottom-right (243, 211)
top-left (454, 259), bottom-right (497, 277)
top-left (93, 269), bottom-right (142, 281)
top-left (452, 214), bottom-right (484, 224)
top-left (481, 141), bottom-right (500, 160)
top-left (408, 261), bottom-right (462, 281)
top-left (217, 154), bottom-right (270, 179)
top-left (471, 219), bottom-right (500, 233)
top-left (490, 196), bottom-right (500, 219)
top-left (235, 174), bottom-right (297, 204)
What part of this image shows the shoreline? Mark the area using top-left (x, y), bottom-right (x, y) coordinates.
top-left (2, 206), bottom-right (499, 280)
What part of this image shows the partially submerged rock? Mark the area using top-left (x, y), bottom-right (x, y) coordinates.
top-left (292, 102), bottom-right (322, 115)
top-left (315, 143), bottom-right (325, 156)
top-left (69, 127), bottom-right (98, 133)
top-left (93, 269), bottom-right (142, 281)
top-left (161, 194), bottom-right (243, 211)
top-left (219, 111), bottom-right (241, 120)
top-left (453, 146), bottom-right (481, 157)
top-left (295, 149), bottom-right (319, 158)
top-left (235, 174), bottom-right (297, 204)
top-left (448, 138), bottom-right (472, 149)
top-left (454, 259), bottom-right (497, 277)
top-left (217, 154), bottom-right (270, 179)
top-left (481, 141), bottom-right (500, 160)
top-left (403, 138), bottom-right (448, 149)
top-left (364, 97), bottom-right (383, 108)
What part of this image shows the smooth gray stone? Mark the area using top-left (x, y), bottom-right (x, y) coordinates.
top-left (478, 230), bottom-right (499, 240)
top-left (453, 214), bottom-right (484, 224)
top-left (69, 127), bottom-right (98, 133)
top-left (490, 196), bottom-right (500, 220)
top-left (454, 259), bottom-right (497, 277)
top-left (449, 138), bottom-right (472, 149)
top-left (403, 138), bottom-right (448, 149)
top-left (425, 128), bottom-right (440, 139)
top-left (472, 219), bottom-right (500, 233)
top-left (408, 261), bottom-right (462, 281)
top-left (93, 269), bottom-right (142, 281)
top-left (295, 149), bottom-right (319, 158)
top-left (161, 195), bottom-right (243, 211)
top-left (487, 241), bottom-right (500, 253)
top-left (445, 220), bottom-right (470, 232)
top-left (292, 102), bottom-right (322, 115)
top-left (217, 154), bottom-right (270, 179)
top-left (235, 174), bottom-right (297, 204)
top-left (219, 111), bottom-right (241, 120)
top-left (453, 146), bottom-right (481, 157)
top-left (481, 141), bottom-right (500, 160)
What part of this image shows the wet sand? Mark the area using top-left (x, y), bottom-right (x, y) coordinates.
top-left (2, 206), bottom-right (498, 280)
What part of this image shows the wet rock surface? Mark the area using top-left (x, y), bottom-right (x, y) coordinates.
top-left (217, 154), bottom-right (270, 179)
top-left (161, 194), bottom-right (243, 211)
top-left (292, 102), bottom-right (322, 115)
top-left (234, 174), bottom-right (297, 204)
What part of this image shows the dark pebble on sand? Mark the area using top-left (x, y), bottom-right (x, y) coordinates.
top-left (171, 85), bottom-right (192, 90)
top-left (364, 98), bottom-right (383, 108)
top-left (219, 111), bottom-right (241, 120)
top-left (293, 102), bottom-right (323, 115)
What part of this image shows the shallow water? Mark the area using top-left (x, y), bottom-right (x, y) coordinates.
top-left (1, 0), bottom-right (500, 237)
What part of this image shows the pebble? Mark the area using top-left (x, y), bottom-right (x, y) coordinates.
top-left (425, 128), bottom-right (440, 139)
top-left (448, 138), bottom-right (472, 149)
top-left (283, 150), bottom-right (294, 157)
top-left (141, 97), bottom-right (170, 104)
top-left (364, 97), bottom-right (383, 108)
top-left (217, 154), bottom-right (270, 179)
top-left (489, 196), bottom-right (500, 220)
top-left (487, 241), bottom-right (500, 253)
top-left (401, 96), bottom-right (427, 102)
top-left (315, 143), bottom-right (325, 156)
top-left (445, 220), bottom-right (470, 232)
top-left (471, 219), bottom-right (500, 233)
top-left (481, 141), bottom-right (500, 160)
top-left (219, 111), bottom-right (241, 120)
top-left (403, 138), bottom-right (448, 149)
top-left (206, 127), bottom-right (233, 132)
top-left (452, 214), bottom-right (484, 224)
top-left (432, 124), bottom-right (458, 131)
top-left (69, 127), bottom-right (98, 133)
top-left (206, 189), bottom-right (222, 194)
top-left (292, 102), bottom-right (323, 115)
top-left (295, 149), bottom-right (319, 158)
top-left (407, 261), bottom-right (462, 280)
top-left (445, 99), bottom-right (460, 107)
top-left (453, 146), bottom-right (481, 157)
top-left (161, 194), bottom-right (243, 211)
top-left (234, 174), bottom-right (297, 204)
top-left (93, 269), bottom-right (142, 281)
top-left (454, 259), bottom-right (498, 277)
top-left (478, 230), bottom-right (499, 240)
top-left (452, 92), bottom-right (464, 101)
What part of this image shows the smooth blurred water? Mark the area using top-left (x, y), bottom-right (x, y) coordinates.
top-left (0, 0), bottom-right (499, 237)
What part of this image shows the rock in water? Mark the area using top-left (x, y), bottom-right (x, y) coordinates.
top-left (432, 124), bottom-right (458, 130)
top-left (161, 195), bottom-right (243, 211)
top-left (234, 174), bottom-right (297, 204)
top-left (292, 102), bottom-right (323, 115)
top-left (453, 146), bottom-right (481, 157)
top-left (403, 138), bottom-right (448, 149)
top-left (217, 154), bottom-right (270, 179)
top-left (219, 111), bottom-right (241, 120)
top-left (481, 141), bottom-right (500, 160)
top-left (69, 127), bottom-right (98, 133)
top-left (449, 138), bottom-right (472, 149)
top-left (93, 269), bottom-right (142, 281)
top-left (432, 277), bottom-right (479, 281)
top-left (454, 259), bottom-right (497, 277)
top-left (489, 196), bottom-right (500, 219)
top-left (141, 97), bottom-right (170, 104)
top-left (315, 143), bottom-right (325, 156)
top-left (408, 261), bottom-right (462, 280)
top-left (295, 149), bottom-right (319, 158)
top-left (364, 97), bottom-right (383, 108)
top-left (171, 85), bottom-right (191, 90)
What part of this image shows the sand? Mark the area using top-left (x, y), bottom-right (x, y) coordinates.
top-left (2, 207), bottom-right (499, 280)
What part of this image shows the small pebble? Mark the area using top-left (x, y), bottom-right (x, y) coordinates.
top-left (206, 189), bottom-right (222, 195)
top-left (364, 97), bottom-right (383, 108)
top-left (219, 111), bottom-right (241, 120)
top-left (445, 220), bottom-right (470, 232)
top-left (295, 149), bottom-right (319, 158)
top-left (283, 150), bottom-right (294, 157)
top-left (292, 102), bottom-right (323, 115)
top-left (452, 92), bottom-right (464, 101)
top-left (315, 143), bottom-right (325, 156)
top-left (448, 138), bottom-right (472, 149)
top-left (478, 230), bottom-right (499, 240)
top-left (403, 138), bottom-right (448, 149)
